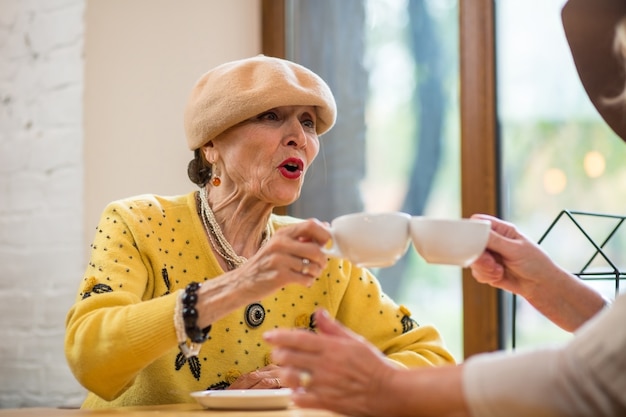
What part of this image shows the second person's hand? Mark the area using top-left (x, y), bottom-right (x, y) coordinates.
top-left (469, 213), bottom-right (606, 331)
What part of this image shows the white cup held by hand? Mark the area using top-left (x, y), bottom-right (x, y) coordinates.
top-left (323, 212), bottom-right (411, 268)
top-left (409, 217), bottom-right (490, 267)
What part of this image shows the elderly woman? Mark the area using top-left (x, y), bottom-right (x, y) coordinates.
top-left (64, 55), bottom-right (454, 408)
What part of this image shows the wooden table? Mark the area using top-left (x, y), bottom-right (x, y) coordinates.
top-left (0, 403), bottom-right (346, 416)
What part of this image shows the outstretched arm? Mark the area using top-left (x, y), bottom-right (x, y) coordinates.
top-left (267, 299), bottom-right (626, 417)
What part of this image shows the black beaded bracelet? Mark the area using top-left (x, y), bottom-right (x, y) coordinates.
top-left (182, 282), bottom-right (211, 344)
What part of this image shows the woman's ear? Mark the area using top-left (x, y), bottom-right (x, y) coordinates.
top-left (201, 141), bottom-right (216, 164)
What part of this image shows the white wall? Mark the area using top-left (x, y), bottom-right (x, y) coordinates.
top-left (0, 0), bottom-right (86, 407)
top-left (84, 0), bottom-right (261, 249)
top-left (0, 0), bottom-right (260, 408)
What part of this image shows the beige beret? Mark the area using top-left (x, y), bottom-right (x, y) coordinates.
top-left (184, 55), bottom-right (337, 150)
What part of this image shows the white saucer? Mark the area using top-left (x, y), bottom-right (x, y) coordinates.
top-left (190, 388), bottom-right (293, 410)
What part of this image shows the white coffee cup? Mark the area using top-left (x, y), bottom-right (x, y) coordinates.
top-left (409, 217), bottom-right (491, 267)
top-left (323, 212), bottom-right (412, 268)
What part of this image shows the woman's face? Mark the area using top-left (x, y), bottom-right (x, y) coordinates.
top-left (203, 105), bottom-right (321, 207)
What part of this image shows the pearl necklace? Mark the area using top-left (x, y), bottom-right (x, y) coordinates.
top-left (198, 188), bottom-right (271, 270)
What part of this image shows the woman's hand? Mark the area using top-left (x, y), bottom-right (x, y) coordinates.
top-left (468, 214), bottom-right (561, 298)
top-left (469, 214), bottom-right (606, 331)
top-left (195, 219), bottom-right (331, 328)
top-left (238, 218), bottom-right (331, 294)
top-left (227, 364), bottom-right (284, 390)
top-left (264, 309), bottom-right (395, 416)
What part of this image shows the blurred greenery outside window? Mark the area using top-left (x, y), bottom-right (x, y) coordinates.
top-left (363, 0), bottom-right (463, 360)
top-left (496, 0), bottom-right (626, 349)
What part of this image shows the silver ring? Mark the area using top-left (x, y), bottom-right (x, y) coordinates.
top-left (301, 258), bottom-right (311, 275)
top-left (298, 370), bottom-right (312, 388)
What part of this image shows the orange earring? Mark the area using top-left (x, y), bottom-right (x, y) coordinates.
top-left (211, 163), bottom-right (221, 187)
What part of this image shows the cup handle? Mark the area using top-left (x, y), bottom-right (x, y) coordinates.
top-left (321, 234), bottom-right (342, 258)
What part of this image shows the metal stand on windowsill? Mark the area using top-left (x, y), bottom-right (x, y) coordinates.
top-left (511, 210), bottom-right (626, 349)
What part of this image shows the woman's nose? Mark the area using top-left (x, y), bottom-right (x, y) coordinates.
top-left (284, 118), bottom-right (307, 148)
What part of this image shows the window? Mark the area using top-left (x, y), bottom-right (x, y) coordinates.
top-left (263, 0), bottom-right (501, 358)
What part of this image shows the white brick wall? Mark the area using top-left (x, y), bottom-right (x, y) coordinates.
top-left (0, 0), bottom-right (87, 408)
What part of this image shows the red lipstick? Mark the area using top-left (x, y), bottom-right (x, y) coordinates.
top-left (278, 157), bottom-right (304, 179)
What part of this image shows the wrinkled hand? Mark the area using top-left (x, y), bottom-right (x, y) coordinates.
top-left (469, 214), bottom-right (561, 298)
top-left (234, 218), bottom-right (331, 300)
top-left (264, 309), bottom-right (394, 416)
top-left (228, 364), bottom-right (284, 390)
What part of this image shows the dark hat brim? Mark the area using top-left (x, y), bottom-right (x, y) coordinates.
top-left (562, 0), bottom-right (626, 142)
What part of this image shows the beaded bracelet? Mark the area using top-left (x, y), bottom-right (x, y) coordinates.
top-left (183, 282), bottom-right (211, 342)
top-left (174, 282), bottom-right (211, 358)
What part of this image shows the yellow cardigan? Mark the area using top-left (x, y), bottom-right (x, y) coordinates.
top-left (65, 192), bottom-right (454, 408)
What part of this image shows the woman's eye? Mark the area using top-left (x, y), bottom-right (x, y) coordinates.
top-left (302, 119), bottom-right (315, 129)
top-left (259, 112), bottom-right (279, 121)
